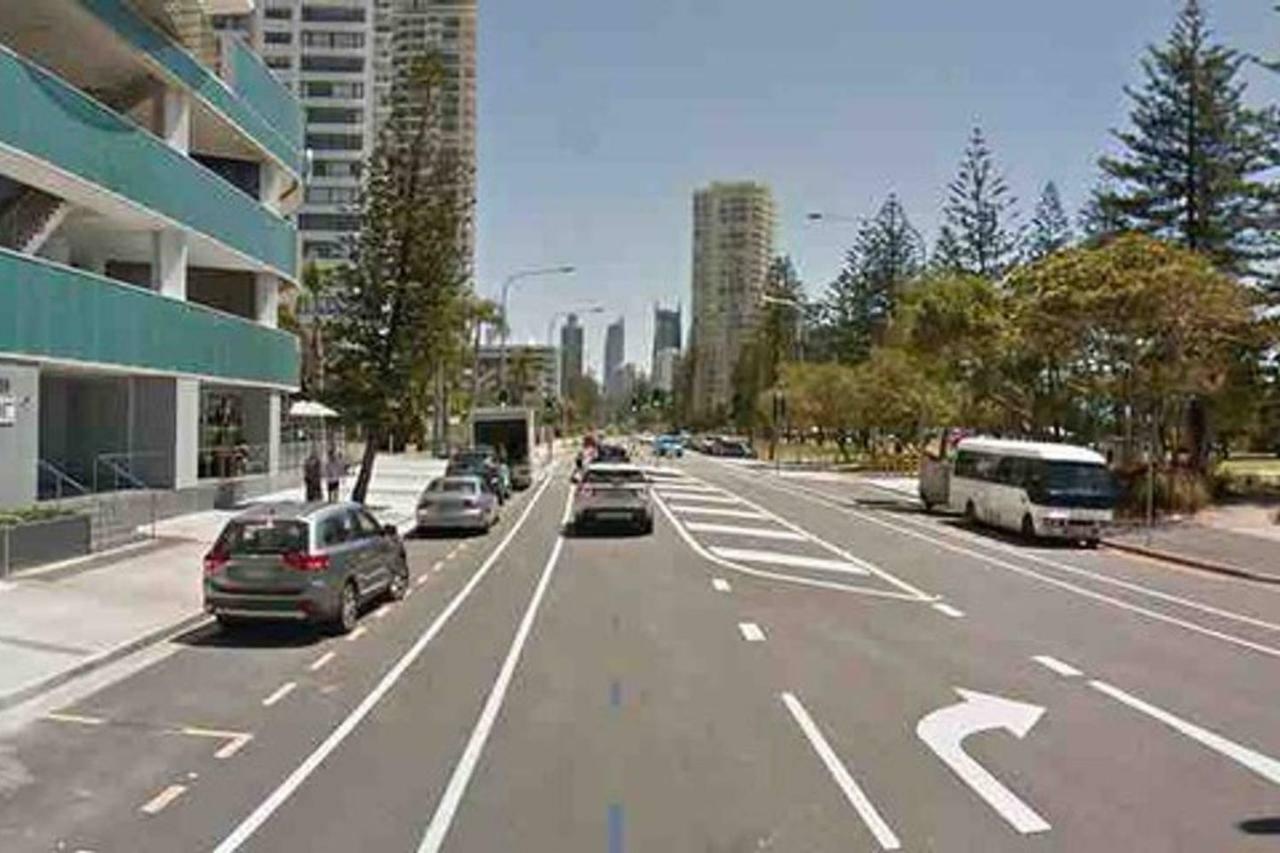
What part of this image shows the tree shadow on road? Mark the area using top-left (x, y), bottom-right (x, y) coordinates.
top-left (1240, 818), bottom-right (1280, 835)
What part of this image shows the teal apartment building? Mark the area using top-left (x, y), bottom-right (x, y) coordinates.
top-left (0, 0), bottom-right (303, 510)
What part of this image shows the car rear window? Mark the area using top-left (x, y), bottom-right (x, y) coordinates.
top-left (220, 519), bottom-right (308, 555)
top-left (584, 469), bottom-right (646, 485)
top-left (430, 478), bottom-right (477, 494)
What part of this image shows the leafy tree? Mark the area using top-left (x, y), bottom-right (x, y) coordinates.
top-left (935, 127), bottom-right (1021, 279)
top-left (563, 374), bottom-right (602, 432)
top-left (325, 54), bottom-right (472, 502)
top-left (773, 362), bottom-right (862, 459)
top-left (1025, 181), bottom-right (1073, 260)
top-left (1095, 0), bottom-right (1280, 277)
top-left (823, 195), bottom-right (925, 361)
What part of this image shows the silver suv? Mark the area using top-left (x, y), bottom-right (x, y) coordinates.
top-left (203, 502), bottom-right (409, 634)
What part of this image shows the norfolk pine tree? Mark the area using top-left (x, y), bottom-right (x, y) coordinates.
top-left (934, 127), bottom-right (1021, 279)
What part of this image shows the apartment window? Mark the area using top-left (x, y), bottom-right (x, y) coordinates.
top-left (301, 6), bottom-right (365, 22)
top-left (299, 213), bottom-right (361, 232)
top-left (307, 106), bottom-right (362, 124)
top-left (266, 56), bottom-right (292, 69)
top-left (302, 80), bottom-right (365, 99)
top-left (301, 31), bottom-right (366, 48)
top-left (307, 133), bottom-right (363, 151)
top-left (265, 6), bottom-right (292, 19)
top-left (301, 55), bottom-right (364, 73)
top-left (306, 186), bottom-right (361, 205)
top-left (304, 240), bottom-right (346, 260)
top-left (264, 30), bottom-right (292, 44)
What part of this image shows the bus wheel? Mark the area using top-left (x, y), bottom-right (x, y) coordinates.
top-left (964, 501), bottom-right (977, 525)
top-left (1021, 514), bottom-right (1037, 542)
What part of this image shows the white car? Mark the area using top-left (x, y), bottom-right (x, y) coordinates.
top-left (416, 476), bottom-right (500, 533)
top-left (571, 464), bottom-right (653, 534)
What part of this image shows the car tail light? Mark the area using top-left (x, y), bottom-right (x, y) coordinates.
top-left (203, 548), bottom-right (229, 575)
top-left (282, 551), bottom-right (330, 572)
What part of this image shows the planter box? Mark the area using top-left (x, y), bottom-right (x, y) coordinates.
top-left (2, 515), bottom-right (91, 574)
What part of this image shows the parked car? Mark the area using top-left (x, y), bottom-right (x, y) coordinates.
top-left (416, 475), bottom-right (500, 533)
top-left (653, 434), bottom-right (684, 458)
top-left (571, 464), bottom-right (654, 534)
top-left (203, 502), bottom-right (408, 634)
top-left (713, 437), bottom-right (755, 458)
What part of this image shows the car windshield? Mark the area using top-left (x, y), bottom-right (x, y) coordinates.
top-left (583, 468), bottom-right (646, 485)
top-left (219, 519), bottom-right (309, 555)
top-left (1043, 462), bottom-right (1115, 495)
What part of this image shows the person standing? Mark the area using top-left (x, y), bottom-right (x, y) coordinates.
top-left (325, 448), bottom-right (345, 502)
top-left (304, 450), bottom-right (322, 502)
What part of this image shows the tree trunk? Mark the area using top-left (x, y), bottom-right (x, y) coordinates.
top-left (350, 428), bottom-right (381, 504)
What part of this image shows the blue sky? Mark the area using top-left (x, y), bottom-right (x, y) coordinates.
top-left (474, 0), bottom-right (1280, 373)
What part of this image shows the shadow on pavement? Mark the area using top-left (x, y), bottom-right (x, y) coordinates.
top-left (561, 523), bottom-right (650, 540)
top-left (406, 527), bottom-right (489, 541)
top-left (174, 620), bottom-right (327, 649)
top-left (930, 517), bottom-right (1094, 551)
top-left (1240, 818), bottom-right (1280, 835)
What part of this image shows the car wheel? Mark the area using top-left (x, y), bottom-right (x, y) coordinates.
top-left (1084, 538), bottom-right (1100, 549)
top-left (1021, 514), bottom-right (1037, 542)
top-left (964, 500), bottom-right (977, 525)
top-left (641, 517), bottom-right (654, 535)
top-left (387, 564), bottom-right (408, 601)
top-left (215, 614), bottom-right (244, 632)
top-left (329, 580), bottom-right (359, 635)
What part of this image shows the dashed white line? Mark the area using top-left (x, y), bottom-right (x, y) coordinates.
top-left (261, 682), bottom-right (297, 707)
top-left (308, 651), bottom-right (336, 672)
top-left (374, 606), bottom-right (390, 620)
top-left (418, 573), bottom-right (431, 585)
top-left (1032, 655), bottom-right (1082, 678)
top-left (711, 578), bottom-right (732, 592)
top-left (781, 692), bottom-right (901, 850)
top-left (710, 546), bottom-right (871, 576)
top-left (932, 603), bottom-right (965, 619)
top-left (215, 733), bottom-right (254, 759)
top-left (345, 626), bottom-right (368, 642)
top-left (656, 491), bottom-right (742, 505)
top-left (431, 561), bottom-right (445, 573)
top-left (738, 622), bottom-right (766, 642)
top-left (46, 712), bottom-right (104, 726)
top-left (139, 784), bottom-right (187, 815)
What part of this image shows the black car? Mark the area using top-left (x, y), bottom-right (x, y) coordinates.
top-left (595, 444), bottom-right (631, 463)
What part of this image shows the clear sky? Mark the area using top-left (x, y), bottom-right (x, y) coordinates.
top-left (474, 0), bottom-right (1280, 374)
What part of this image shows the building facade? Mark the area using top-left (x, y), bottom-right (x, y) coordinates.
top-left (604, 316), bottom-right (625, 399)
top-left (652, 303), bottom-right (681, 372)
top-left (652, 347), bottom-right (680, 394)
top-left (0, 0), bottom-right (303, 509)
top-left (474, 344), bottom-right (557, 406)
top-left (689, 181), bottom-right (775, 418)
top-left (559, 312), bottom-right (584, 397)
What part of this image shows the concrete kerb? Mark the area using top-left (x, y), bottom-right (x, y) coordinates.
top-left (1101, 538), bottom-right (1280, 586)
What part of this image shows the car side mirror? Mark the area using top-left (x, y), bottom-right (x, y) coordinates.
top-left (570, 471), bottom-right (581, 484)
top-left (382, 524), bottom-right (398, 537)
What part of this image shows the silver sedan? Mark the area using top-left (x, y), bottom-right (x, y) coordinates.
top-left (571, 464), bottom-right (653, 534)
top-left (416, 476), bottom-right (500, 533)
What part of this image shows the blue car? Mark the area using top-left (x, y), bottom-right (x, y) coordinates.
top-left (653, 435), bottom-right (684, 458)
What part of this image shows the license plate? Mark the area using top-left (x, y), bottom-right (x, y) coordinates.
top-left (598, 511), bottom-right (632, 521)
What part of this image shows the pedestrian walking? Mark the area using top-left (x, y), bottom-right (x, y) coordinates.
top-left (325, 448), bottom-right (345, 502)
top-left (304, 450), bottom-right (322, 502)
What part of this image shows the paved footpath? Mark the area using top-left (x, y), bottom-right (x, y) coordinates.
top-left (0, 454), bottom-right (1277, 851)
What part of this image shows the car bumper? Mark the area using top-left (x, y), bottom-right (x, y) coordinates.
top-left (417, 508), bottom-right (489, 530)
top-left (574, 507), bottom-right (652, 528)
top-left (203, 582), bottom-right (341, 622)
top-left (1037, 516), bottom-right (1107, 540)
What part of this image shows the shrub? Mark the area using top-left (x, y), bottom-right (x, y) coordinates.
top-left (0, 506), bottom-right (78, 528)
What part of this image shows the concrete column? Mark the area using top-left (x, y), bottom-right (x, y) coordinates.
top-left (254, 273), bottom-right (279, 328)
top-left (267, 393), bottom-right (281, 476)
top-left (151, 83), bottom-right (191, 154)
top-left (151, 229), bottom-right (188, 299)
top-left (173, 379), bottom-right (199, 490)
top-left (0, 362), bottom-right (39, 509)
top-left (259, 160), bottom-right (289, 215)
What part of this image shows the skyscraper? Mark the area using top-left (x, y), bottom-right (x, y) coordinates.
top-left (604, 317), bottom-right (626, 398)
top-left (652, 302), bottom-right (682, 374)
top-left (689, 181), bottom-right (776, 417)
top-left (559, 313), bottom-right (584, 396)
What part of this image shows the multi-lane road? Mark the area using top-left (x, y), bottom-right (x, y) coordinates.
top-left (2, 452), bottom-right (1279, 851)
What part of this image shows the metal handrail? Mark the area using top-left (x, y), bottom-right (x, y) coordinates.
top-left (93, 453), bottom-right (156, 493)
top-left (37, 458), bottom-right (90, 500)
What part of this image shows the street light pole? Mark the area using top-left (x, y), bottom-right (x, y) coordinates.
top-left (497, 265), bottom-right (576, 402)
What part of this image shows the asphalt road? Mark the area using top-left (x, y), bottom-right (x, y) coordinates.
top-left (1, 453), bottom-right (1279, 852)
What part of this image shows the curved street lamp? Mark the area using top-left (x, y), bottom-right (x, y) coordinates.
top-left (497, 265), bottom-right (576, 395)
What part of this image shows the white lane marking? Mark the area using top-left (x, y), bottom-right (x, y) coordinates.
top-left (1032, 655), bottom-right (1082, 678)
top-left (416, 490), bottom-right (574, 853)
top-left (140, 783), bottom-right (187, 815)
top-left (418, 573), bottom-right (432, 585)
top-left (781, 692), bottom-right (901, 850)
top-left (685, 522), bottom-right (807, 541)
top-left (262, 682), bottom-right (297, 707)
top-left (345, 626), bottom-right (368, 642)
top-left (655, 484), bottom-right (723, 495)
top-left (45, 712), bottom-right (105, 726)
top-left (655, 491), bottom-right (743, 505)
top-left (1090, 679), bottom-right (1280, 786)
top-left (710, 546), bottom-right (870, 576)
top-left (667, 504), bottom-right (769, 520)
top-left (932, 603), bottom-right (965, 618)
top-left (725, 469), bottom-right (1280, 660)
top-left (308, 651), bottom-right (336, 672)
top-left (210, 467), bottom-right (560, 853)
top-left (711, 578), bottom-right (731, 592)
top-left (917, 689), bottom-right (1050, 835)
top-left (738, 622), bottom-right (766, 642)
top-left (694, 469), bottom-right (933, 600)
top-left (653, 493), bottom-right (926, 601)
top-left (215, 733), bottom-right (254, 759)
top-left (374, 606), bottom-right (390, 620)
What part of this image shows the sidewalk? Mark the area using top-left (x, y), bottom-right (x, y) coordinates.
top-left (0, 453), bottom-right (444, 711)
top-left (1103, 524), bottom-right (1280, 584)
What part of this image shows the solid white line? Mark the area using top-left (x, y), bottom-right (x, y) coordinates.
top-left (666, 504), bottom-right (768, 520)
top-left (1032, 655), bottom-right (1082, 678)
top-left (685, 522), bottom-right (807, 541)
top-left (727, 469), bottom-right (1280, 660)
top-left (345, 626), bottom-right (368, 642)
top-left (261, 682), bottom-right (297, 707)
top-left (416, 504), bottom-right (571, 852)
top-left (738, 622), bottom-right (766, 642)
top-left (781, 692), bottom-right (901, 850)
top-left (655, 485), bottom-right (723, 495)
top-left (215, 733), bottom-right (254, 759)
top-left (45, 712), bottom-right (105, 726)
top-left (139, 784), bottom-right (187, 816)
top-left (710, 546), bottom-right (870, 576)
top-left (210, 468), bottom-right (561, 853)
top-left (1090, 679), bottom-right (1280, 786)
top-left (932, 603), bottom-right (965, 619)
top-left (712, 578), bottom-right (732, 592)
top-left (308, 651), bottom-right (336, 672)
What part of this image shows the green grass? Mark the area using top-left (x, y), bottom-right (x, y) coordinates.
top-left (1217, 457), bottom-right (1280, 478)
top-left (0, 506), bottom-right (78, 527)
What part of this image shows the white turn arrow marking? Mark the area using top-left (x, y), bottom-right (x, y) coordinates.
top-left (916, 688), bottom-right (1051, 835)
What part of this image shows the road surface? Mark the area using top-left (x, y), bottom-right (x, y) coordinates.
top-left (2, 454), bottom-right (1279, 851)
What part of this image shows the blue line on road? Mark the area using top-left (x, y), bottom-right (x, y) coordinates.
top-left (608, 803), bottom-right (624, 853)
